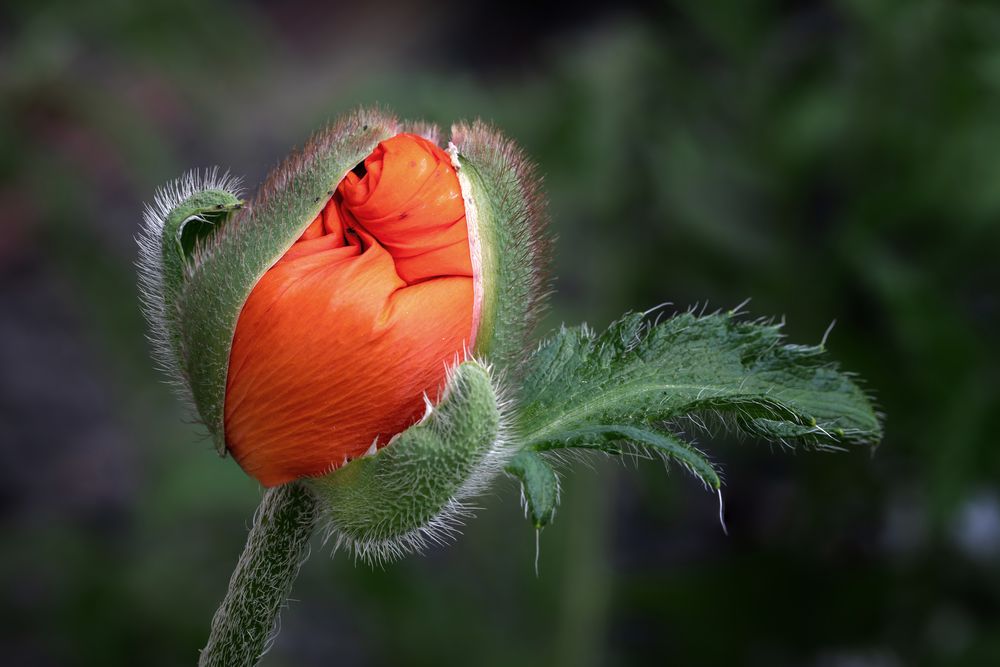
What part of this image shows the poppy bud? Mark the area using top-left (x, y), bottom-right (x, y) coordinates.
top-left (139, 108), bottom-right (548, 555)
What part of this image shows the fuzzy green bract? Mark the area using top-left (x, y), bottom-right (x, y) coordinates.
top-left (308, 361), bottom-right (504, 563)
top-left (451, 122), bottom-right (550, 375)
top-left (507, 309), bottom-right (883, 528)
top-left (159, 192), bottom-right (244, 369)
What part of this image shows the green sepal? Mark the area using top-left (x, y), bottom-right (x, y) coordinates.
top-left (505, 450), bottom-right (559, 529)
top-left (138, 169), bottom-right (246, 408)
top-left (175, 109), bottom-right (401, 454)
top-left (450, 122), bottom-right (551, 376)
top-left (307, 361), bottom-right (505, 563)
top-left (159, 192), bottom-right (243, 362)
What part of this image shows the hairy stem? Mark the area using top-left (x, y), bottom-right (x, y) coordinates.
top-left (200, 482), bottom-right (319, 667)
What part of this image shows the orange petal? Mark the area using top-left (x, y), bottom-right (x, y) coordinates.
top-left (339, 133), bottom-right (471, 284)
top-left (225, 133), bottom-right (474, 487)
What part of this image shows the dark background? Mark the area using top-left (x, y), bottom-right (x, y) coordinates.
top-left (3, 1), bottom-right (999, 665)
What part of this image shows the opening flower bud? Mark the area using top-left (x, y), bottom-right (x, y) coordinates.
top-left (139, 108), bottom-right (549, 497)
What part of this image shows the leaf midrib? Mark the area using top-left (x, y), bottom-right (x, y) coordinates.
top-left (521, 380), bottom-right (734, 444)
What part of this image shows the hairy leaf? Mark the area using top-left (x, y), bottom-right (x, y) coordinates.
top-left (537, 425), bottom-right (722, 491)
top-left (516, 310), bottom-right (882, 473)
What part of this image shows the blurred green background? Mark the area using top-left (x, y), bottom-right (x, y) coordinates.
top-left (2, 0), bottom-right (999, 665)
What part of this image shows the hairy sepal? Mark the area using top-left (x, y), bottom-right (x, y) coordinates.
top-left (137, 169), bottom-right (244, 405)
top-left (176, 108), bottom-right (402, 454)
top-left (307, 360), bottom-right (509, 564)
top-left (449, 121), bottom-right (552, 376)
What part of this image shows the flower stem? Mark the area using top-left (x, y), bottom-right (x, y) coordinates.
top-left (200, 482), bottom-right (319, 667)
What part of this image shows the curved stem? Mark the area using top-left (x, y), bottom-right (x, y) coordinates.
top-left (200, 482), bottom-right (319, 667)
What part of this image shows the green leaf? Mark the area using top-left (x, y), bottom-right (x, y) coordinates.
top-left (516, 309), bottom-right (882, 460)
top-left (537, 425), bottom-right (722, 491)
top-left (505, 450), bottom-right (559, 529)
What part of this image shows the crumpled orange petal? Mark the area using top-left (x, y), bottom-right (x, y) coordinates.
top-left (225, 133), bottom-right (474, 487)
